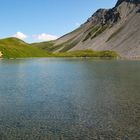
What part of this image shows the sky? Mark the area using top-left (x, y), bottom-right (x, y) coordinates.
top-left (0, 0), bottom-right (117, 43)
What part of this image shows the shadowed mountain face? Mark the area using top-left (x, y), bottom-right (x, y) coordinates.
top-left (34, 0), bottom-right (140, 58)
top-left (115, 0), bottom-right (140, 7)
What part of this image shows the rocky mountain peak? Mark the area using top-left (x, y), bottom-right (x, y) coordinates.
top-left (85, 0), bottom-right (140, 26)
top-left (115, 0), bottom-right (140, 7)
top-left (85, 8), bottom-right (120, 26)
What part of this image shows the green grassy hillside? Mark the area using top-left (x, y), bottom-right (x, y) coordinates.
top-left (0, 38), bottom-right (51, 58)
top-left (31, 41), bottom-right (55, 52)
top-left (53, 50), bottom-right (118, 58)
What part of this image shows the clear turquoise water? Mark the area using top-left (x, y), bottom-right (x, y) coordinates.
top-left (0, 58), bottom-right (140, 140)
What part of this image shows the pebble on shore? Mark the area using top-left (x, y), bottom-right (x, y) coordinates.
top-left (0, 51), bottom-right (3, 57)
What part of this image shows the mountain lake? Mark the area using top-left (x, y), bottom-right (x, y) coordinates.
top-left (0, 58), bottom-right (139, 140)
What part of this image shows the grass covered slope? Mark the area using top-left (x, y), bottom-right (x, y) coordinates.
top-left (53, 50), bottom-right (118, 58)
top-left (31, 41), bottom-right (55, 52)
top-left (0, 38), bottom-right (50, 58)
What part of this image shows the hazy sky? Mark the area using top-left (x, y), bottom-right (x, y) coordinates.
top-left (0, 0), bottom-right (117, 42)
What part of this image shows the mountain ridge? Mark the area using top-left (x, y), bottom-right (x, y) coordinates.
top-left (34, 0), bottom-right (140, 58)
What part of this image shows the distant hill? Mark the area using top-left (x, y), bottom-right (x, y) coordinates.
top-left (31, 41), bottom-right (55, 52)
top-left (33, 0), bottom-right (140, 58)
top-left (0, 37), bottom-right (50, 58)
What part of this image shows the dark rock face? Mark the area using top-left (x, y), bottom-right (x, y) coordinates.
top-left (86, 8), bottom-right (120, 26)
top-left (103, 9), bottom-right (120, 24)
top-left (115, 0), bottom-right (140, 7)
top-left (136, 8), bottom-right (140, 12)
top-left (85, 0), bottom-right (140, 27)
top-left (86, 9), bottom-right (108, 24)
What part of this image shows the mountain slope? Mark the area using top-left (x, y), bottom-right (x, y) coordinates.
top-left (31, 41), bottom-right (55, 52)
top-left (0, 38), bottom-right (50, 58)
top-left (35, 0), bottom-right (140, 58)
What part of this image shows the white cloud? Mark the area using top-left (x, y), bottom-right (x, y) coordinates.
top-left (14, 32), bottom-right (27, 40)
top-left (35, 33), bottom-right (58, 41)
top-left (12, 32), bottom-right (58, 42)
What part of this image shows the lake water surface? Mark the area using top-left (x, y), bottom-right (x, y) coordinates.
top-left (0, 58), bottom-right (140, 140)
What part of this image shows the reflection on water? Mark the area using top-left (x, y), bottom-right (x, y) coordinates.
top-left (0, 58), bottom-right (140, 140)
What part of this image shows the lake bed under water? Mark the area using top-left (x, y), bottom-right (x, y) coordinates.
top-left (0, 58), bottom-right (139, 140)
